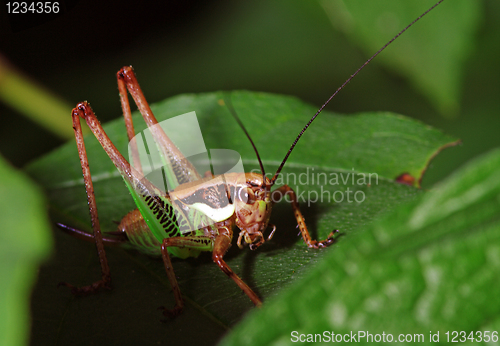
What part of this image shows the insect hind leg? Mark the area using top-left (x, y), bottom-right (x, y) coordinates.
top-left (58, 108), bottom-right (112, 295)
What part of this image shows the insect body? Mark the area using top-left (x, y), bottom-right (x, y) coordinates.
top-left (60, 0), bottom-right (444, 317)
top-left (61, 67), bottom-right (336, 317)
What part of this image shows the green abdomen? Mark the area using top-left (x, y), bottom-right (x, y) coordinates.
top-left (118, 209), bottom-right (201, 259)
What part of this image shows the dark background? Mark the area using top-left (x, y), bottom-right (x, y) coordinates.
top-left (1, 0), bottom-right (499, 189)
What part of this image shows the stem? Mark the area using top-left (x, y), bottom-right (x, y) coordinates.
top-left (0, 56), bottom-right (78, 140)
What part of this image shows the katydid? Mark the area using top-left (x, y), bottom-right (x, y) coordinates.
top-left (58, 0), bottom-right (444, 317)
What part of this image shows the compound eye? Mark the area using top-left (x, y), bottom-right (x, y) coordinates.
top-left (238, 187), bottom-right (255, 204)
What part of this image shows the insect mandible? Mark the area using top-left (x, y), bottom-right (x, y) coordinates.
top-left (58, 0), bottom-right (444, 317)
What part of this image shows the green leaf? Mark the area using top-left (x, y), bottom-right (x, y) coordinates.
top-left (320, 0), bottom-right (481, 115)
top-left (0, 154), bottom-right (52, 346)
top-left (25, 91), bottom-right (456, 345)
top-left (221, 147), bottom-right (500, 346)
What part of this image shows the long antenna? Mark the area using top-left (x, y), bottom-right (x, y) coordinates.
top-left (224, 95), bottom-right (267, 185)
top-left (270, 0), bottom-right (445, 186)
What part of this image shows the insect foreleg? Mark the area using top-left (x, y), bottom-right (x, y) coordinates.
top-left (212, 224), bottom-right (263, 307)
top-left (58, 105), bottom-right (112, 295)
top-left (271, 185), bottom-right (338, 249)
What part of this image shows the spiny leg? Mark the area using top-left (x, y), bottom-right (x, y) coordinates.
top-left (160, 231), bottom-right (262, 317)
top-left (213, 226), bottom-right (262, 307)
top-left (159, 235), bottom-right (215, 317)
top-left (272, 185), bottom-right (338, 249)
top-left (160, 240), bottom-right (184, 318)
top-left (58, 108), bottom-right (112, 295)
top-left (116, 66), bottom-right (201, 182)
top-left (117, 68), bottom-right (142, 175)
top-left (71, 102), bottom-right (163, 199)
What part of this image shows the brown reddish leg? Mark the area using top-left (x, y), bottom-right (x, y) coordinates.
top-left (68, 97), bottom-right (192, 315)
top-left (159, 240), bottom-right (185, 318)
top-left (212, 227), bottom-right (263, 307)
top-left (58, 108), bottom-right (112, 294)
top-left (64, 67), bottom-right (209, 309)
top-left (159, 235), bottom-right (216, 317)
top-left (116, 66), bottom-right (201, 182)
top-left (117, 68), bottom-right (142, 175)
top-left (159, 224), bottom-right (262, 317)
top-left (61, 73), bottom-right (164, 294)
top-left (271, 185), bottom-right (338, 248)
